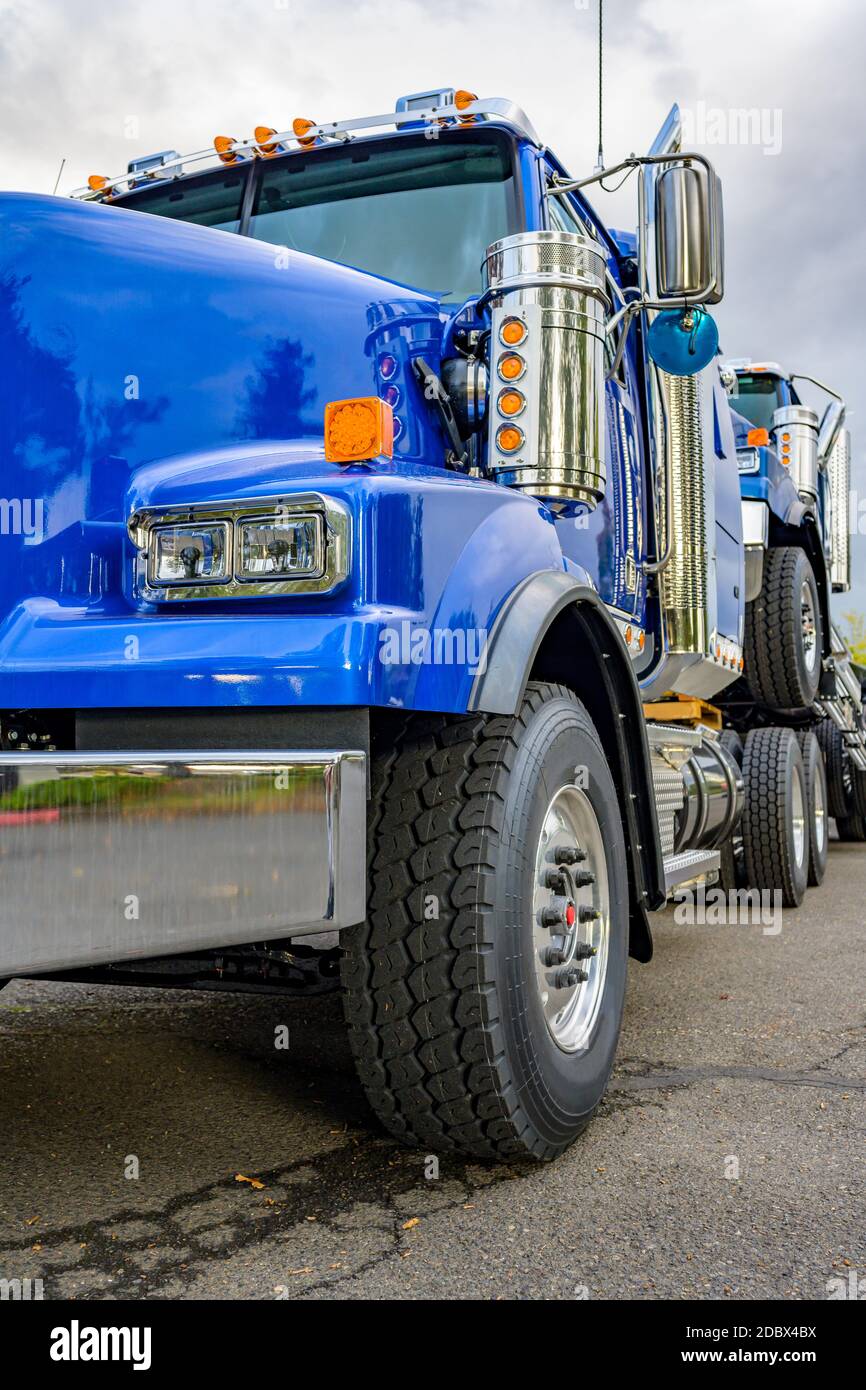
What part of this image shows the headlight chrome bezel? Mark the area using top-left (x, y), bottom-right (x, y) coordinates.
top-left (128, 493), bottom-right (350, 602)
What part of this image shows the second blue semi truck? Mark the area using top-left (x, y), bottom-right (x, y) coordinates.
top-left (1, 90), bottom-right (863, 1160)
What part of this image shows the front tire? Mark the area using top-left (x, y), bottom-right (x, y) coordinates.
top-left (744, 546), bottom-right (822, 711)
top-left (341, 682), bottom-right (629, 1161)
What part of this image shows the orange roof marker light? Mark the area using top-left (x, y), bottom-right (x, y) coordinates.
top-left (325, 397), bottom-right (394, 464)
top-left (254, 126), bottom-right (281, 156)
top-left (214, 135), bottom-right (241, 164)
top-left (454, 89), bottom-right (478, 125)
top-left (746, 427), bottom-right (770, 448)
top-left (293, 117), bottom-right (318, 149)
top-left (87, 174), bottom-right (109, 192)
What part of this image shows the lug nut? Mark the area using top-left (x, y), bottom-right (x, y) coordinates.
top-left (544, 869), bottom-right (567, 893)
top-left (554, 966), bottom-right (588, 989)
top-left (543, 946), bottom-right (565, 967)
top-left (540, 907), bottom-right (564, 928)
top-left (578, 906), bottom-right (600, 923)
top-left (554, 845), bottom-right (586, 866)
top-left (572, 942), bottom-right (597, 960)
top-left (572, 869), bottom-right (596, 888)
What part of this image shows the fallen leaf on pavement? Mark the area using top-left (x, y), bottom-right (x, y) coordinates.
top-left (235, 1173), bottom-right (266, 1190)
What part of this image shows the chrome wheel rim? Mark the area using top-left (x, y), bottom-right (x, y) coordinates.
top-left (792, 764), bottom-right (806, 868)
top-left (813, 767), bottom-right (826, 857)
top-left (801, 581), bottom-right (818, 674)
top-left (531, 785), bottom-right (610, 1054)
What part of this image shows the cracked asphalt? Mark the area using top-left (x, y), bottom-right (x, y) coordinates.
top-left (1, 838), bottom-right (863, 1301)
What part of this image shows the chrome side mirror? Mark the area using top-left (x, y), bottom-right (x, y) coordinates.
top-left (655, 162), bottom-right (724, 305)
top-left (818, 399), bottom-right (846, 463)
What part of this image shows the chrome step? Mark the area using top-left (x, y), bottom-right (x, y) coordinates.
top-left (663, 847), bottom-right (720, 893)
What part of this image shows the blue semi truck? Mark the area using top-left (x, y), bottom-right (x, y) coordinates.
top-left (1, 91), bottom-right (863, 1160)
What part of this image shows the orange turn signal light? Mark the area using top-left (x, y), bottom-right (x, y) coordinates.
top-left (293, 117), bottom-right (317, 148)
top-left (746, 428), bottom-right (770, 447)
top-left (214, 135), bottom-right (240, 164)
top-left (254, 125), bottom-right (279, 156)
top-left (498, 389), bottom-right (524, 417)
top-left (87, 174), bottom-right (109, 192)
top-left (498, 352), bottom-right (525, 382)
top-left (325, 397), bottom-right (394, 464)
top-left (454, 89), bottom-right (478, 124)
top-left (496, 424), bottom-right (524, 454)
top-left (500, 317), bottom-right (526, 347)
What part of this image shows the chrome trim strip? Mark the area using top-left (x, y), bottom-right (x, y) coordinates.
top-left (0, 749), bottom-right (366, 977)
top-left (741, 498), bottom-right (769, 548)
top-left (129, 492), bottom-right (351, 601)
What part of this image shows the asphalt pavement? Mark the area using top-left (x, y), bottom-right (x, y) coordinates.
top-left (1, 839), bottom-right (863, 1301)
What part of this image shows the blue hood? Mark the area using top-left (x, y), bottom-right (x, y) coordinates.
top-left (0, 191), bottom-right (444, 654)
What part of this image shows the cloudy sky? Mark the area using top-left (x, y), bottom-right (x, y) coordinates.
top-left (3, 0), bottom-right (866, 608)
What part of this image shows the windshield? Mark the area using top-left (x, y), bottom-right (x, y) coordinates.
top-left (117, 131), bottom-right (520, 303)
top-left (731, 373), bottom-right (785, 432)
top-left (118, 168), bottom-right (246, 232)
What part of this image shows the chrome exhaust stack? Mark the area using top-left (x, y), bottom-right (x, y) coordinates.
top-left (482, 230), bottom-right (609, 507)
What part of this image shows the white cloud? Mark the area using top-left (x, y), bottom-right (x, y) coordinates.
top-left (3, 0), bottom-right (866, 603)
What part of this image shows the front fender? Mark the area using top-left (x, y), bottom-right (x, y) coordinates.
top-left (470, 568), bottom-right (665, 962)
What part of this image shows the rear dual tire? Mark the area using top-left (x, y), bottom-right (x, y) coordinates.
top-left (836, 815), bottom-right (866, 843)
top-left (796, 730), bottom-right (828, 886)
top-left (741, 727), bottom-right (809, 908)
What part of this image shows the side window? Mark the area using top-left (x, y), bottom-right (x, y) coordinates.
top-left (547, 188), bottom-right (591, 238)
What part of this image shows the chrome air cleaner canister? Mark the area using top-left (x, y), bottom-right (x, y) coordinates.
top-left (772, 404), bottom-right (820, 502)
top-left (482, 230), bottom-right (609, 507)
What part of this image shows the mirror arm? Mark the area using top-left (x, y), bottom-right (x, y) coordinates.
top-left (789, 373), bottom-right (845, 405)
top-left (605, 298), bottom-right (641, 381)
top-left (642, 361), bottom-right (676, 577)
top-left (550, 150), bottom-right (721, 306)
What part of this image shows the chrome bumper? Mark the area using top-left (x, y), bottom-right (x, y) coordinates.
top-left (0, 750), bottom-right (366, 977)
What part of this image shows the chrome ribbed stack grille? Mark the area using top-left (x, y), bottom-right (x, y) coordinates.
top-left (660, 374), bottom-right (708, 654)
top-left (829, 428), bottom-right (851, 593)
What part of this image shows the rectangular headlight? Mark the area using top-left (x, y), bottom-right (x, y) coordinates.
top-left (150, 522), bottom-right (229, 585)
top-left (237, 514), bottom-right (324, 581)
top-left (132, 492), bottom-right (350, 601)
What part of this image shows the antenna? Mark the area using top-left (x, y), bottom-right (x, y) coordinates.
top-left (51, 158), bottom-right (66, 196)
top-left (595, 0), bottom-right (604, 172)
